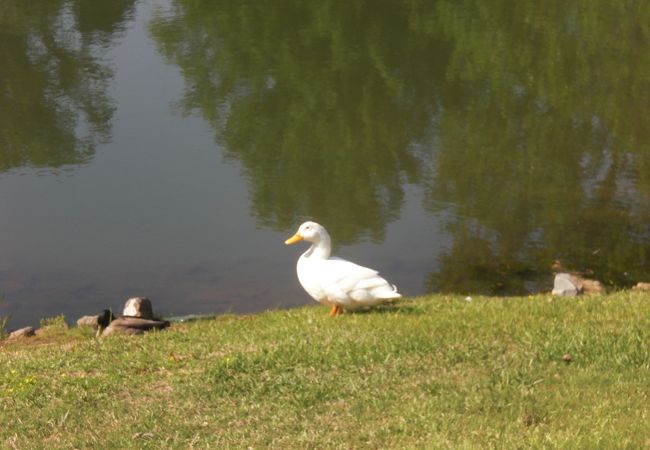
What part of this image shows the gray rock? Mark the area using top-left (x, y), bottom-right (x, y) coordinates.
top-left (552, 272), bottom-right (605, 296)
top-left (101, 316), bottom-right (169, 337)
top-left (77, 310), bottom-right (115, 330)
top-left (7, 326), bottom-right (36, 340)
top-left (122, 297), bottom-right (154, 319)
top-left (77, 315), bottom-right (101, 328)
top-left (552, 273), bottom-right (580, 297)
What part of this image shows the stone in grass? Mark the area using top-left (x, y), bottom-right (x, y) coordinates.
top-left (76, 310), bottom-right (116, 330)
top-left (7, 327), bottom-right (36, 340)
top-left (102, 316), bottom-right (169, 336)
top-left (579, 277), bottom-right (605, 295)
top-left (552, 272), bottom-right (605, 296)
top-left (77, 315), bottom-right (101, 328)
top-left (122, 297), bottom-right (154, 319)
top-left (633, 282), bottom-right (650, 291)
top-left (101, 297), bottom-right (169, 336)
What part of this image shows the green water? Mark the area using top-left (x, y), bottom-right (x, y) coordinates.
top-left (2, 0), bottom-right (650, 326)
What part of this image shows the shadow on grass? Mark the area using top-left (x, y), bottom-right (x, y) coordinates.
top-left (347, 302), bottom-right (422, 316)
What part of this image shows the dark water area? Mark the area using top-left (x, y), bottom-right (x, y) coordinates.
top-left (2, 0), bottom-right (650, 328)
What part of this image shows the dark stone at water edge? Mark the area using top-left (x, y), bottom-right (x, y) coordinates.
top-left (101, 317), bottom-right (170, 336)
top-left (99, 297), bottom-right (170, 336)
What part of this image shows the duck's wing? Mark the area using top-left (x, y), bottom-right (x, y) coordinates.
top-left (319, 257), bottom-right (400, 304)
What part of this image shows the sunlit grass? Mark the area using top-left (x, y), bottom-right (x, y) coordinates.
top-left (0, 317), bottom-right (7, 340)
top-left (1, 292), bottom-right (649, 448)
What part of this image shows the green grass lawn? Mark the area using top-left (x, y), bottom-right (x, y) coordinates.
top-left (1, 292), bottom-right (649, 449)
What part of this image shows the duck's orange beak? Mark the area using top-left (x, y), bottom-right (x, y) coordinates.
top-left (284, 233), bottom-right (303, 245)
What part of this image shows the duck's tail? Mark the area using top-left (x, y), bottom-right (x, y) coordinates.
top-left (373, 283), bottom-right (402, 299)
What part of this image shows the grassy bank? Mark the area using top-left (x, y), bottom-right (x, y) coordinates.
top-left (1, 292), bottom-right (649, 449)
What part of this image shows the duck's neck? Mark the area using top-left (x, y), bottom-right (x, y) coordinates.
top-left (304, 234), bottom-right (331, 260)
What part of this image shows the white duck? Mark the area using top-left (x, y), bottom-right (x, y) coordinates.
top-left (285, 221), bottom-right (401, 316)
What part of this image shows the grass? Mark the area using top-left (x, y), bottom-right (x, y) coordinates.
top-left (1, 292), bottom-right (649, 449)
top-left (0, 316), bottom-right (7, 340)
top-left (0, 297), bottom-right (7, 339)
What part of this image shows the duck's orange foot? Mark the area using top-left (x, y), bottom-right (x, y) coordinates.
top-left (328, 305), bottom-right (343, 317)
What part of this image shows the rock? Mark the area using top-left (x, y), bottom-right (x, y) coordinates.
top-left (633, 282), bottom-right (650, 291)
top-left (552, 273), bottom-right (580, 297)
top-left (552, 272), bottom-right (604, 296)
top-left (580, 277), bottom-right (605, 295)
top-left (77, 310), bottom-right (116, 329)
top-left (77, 315), bottom-right (101, 328)
top-left (122, 297), bottom-right (154, 319)
top-left (101, 298), bottom-right (167, 336)
top-left (7, 326), bottom-right (36, 340)
top-left (101, 316), bottom-right (169, 337)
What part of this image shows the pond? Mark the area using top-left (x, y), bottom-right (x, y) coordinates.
top-left (2, 0), bottom-right (650, 328)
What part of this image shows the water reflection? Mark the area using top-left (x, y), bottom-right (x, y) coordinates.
top-left (424, 0), bottom-right (650, 292)
top-left (149, 1), bottom-right (441, 244)
top-left (0, 0), bottom-right (135, 172)
top-left (150, 0), bottom-right (650, 293)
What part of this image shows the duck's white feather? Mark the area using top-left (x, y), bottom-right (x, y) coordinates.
top-left (287, 222), bottom-right (401, 311)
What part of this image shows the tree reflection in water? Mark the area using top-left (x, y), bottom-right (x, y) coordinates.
top-left (0, 0), bottom-right (135, 172)
top-left (150, 0), bottom-right (650, 293)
